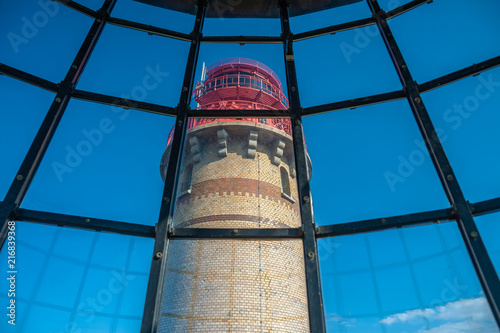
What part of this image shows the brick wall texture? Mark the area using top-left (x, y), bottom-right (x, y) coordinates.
top-left (158, 123), bottom-right (309, 332)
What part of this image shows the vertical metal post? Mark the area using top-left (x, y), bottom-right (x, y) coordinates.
top-left (366, 0), bottom-right (500, 326)
top-left (140, 1), bottom-right (206, 332)
top-left (278, 1), bottom-right (327, 332)
top-left (0, 0), bottom-right (117, 248)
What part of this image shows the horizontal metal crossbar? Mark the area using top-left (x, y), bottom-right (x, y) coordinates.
top-left (419, 55), bottom-right (500, 92)
top-left (170, 227), bottom-right (303, 239)
top-left (302, 90), bottom-right (405, 116)
top-left (55, 0), bottom-right (98, 18)
top-left (293, 17), bottom-right (376, 42)
top-left (0, 63), bottom-right (59, 92)
top-left (471, 197), bottom-right (500, 217)
top-left (201, 36), bottom-right (282, 43)
top-left (385, 0), bottom-right (433, 19)
top-left (72, 89), bottom-right (177, 116)
top-left (107, 17), bottom-right (191, 41)
top-left (13, 208), bottom-right (155, 238)
top-left (316, 208), bottom-right (453, 238)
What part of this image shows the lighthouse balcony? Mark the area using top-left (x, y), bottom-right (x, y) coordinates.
top-left (194, 73), bottom-right (289, 110)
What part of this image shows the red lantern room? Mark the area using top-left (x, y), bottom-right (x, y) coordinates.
top-left (165, 58), bottom-right (293, 147)
top-left (194, 57), bottom-right (288, 111)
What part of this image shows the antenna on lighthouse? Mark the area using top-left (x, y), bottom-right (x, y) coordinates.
top-left (201, 61), bottom-right (206, 82)
top-left (196, 62), bottom-right (206, 108)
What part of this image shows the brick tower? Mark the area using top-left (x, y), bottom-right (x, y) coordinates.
top-left (157, 58), bottom-right (311, 332)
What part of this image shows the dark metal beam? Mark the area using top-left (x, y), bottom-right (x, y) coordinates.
top-left (55, 0), bottom-right (98, 18)
top-left (279, 1), bottom-right (326, 332)
top-left (471, 197), bottom-right (500, 217)
top-left (316, 208), bottom-right (452, 238)
top-left (0, 0), bottom-right (117, 250)
top-left (368, 0), bottom-right (500, 327)
top-left (170, 227), bottom-right (302, 239)
top-left (13, 208), bottom-right (155, 238)
top-left (140, 1), bottom-right (206, 332)
top-left (133, 0), bottom-right (363, 18)
top-left (302, 90), bottom-right (405, 116)
top-left (0, 63), bottom-right (59, 93)
top-left (385, 0), bottom-right (433, 19)
top-left (201, 35), bottom-right (282, 43)
top-left (419, 55), bottom-right (500, 93)
top-left (72, 89), bottom-right (177, 116)
top-left (107, 17), bottom-right (191, 41)
top-left (294, 17), bottom-right (375, 42)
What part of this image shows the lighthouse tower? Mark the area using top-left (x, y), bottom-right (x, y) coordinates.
top-left (158, 58), bottom-right (311, 332)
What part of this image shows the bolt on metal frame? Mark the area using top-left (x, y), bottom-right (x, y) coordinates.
top-left (0, 0), bottom-right (498, 332)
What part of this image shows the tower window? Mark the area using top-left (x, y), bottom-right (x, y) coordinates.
top-left (280, 167), bottom-right (291, 197)
top-left (179, 164), bottom-right (193, 195)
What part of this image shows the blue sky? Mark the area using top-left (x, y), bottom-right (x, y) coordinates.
top-left (1, 0), bottom-right (499, 332)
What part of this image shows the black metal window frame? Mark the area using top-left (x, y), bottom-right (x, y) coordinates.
top-left (0, 0), bottom-right (499, 332)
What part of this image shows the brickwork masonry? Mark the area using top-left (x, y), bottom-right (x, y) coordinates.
top-left (158, 122), bottom-right (309, 332)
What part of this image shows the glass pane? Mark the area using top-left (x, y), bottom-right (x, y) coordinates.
top-left (203, 2), bottom-right (281, 36)
top-left (0, 77), bottom-right (55, 200)
top-left (422, 66), bottom-right (500, 203)
top-left (157, 239), bottom-right (308, 331)
top-left (193, 44), bottom-right (286, 109)
top-left (76, 0), bottom-right (104, 11)
top-left (112, 0), bottom-right (195, 33)
top-left (294, 29), bottom-right (401, 107)
top-left (0, 222), bottom-right (153, 332)
top-left (389, 0), bottom-right (500, 83)
top-left (319, 223), bottom-right (499, 332)
top-left (290, 1), bottom-right (371, 33)
top-left (378, 0), bottom-right (415, 11)
top-left (77, 24), bottom-right (189, 107)
top-left (475, 212), bottom-right (500, 274)
top-left (0, 0), bottom-right (94, 82)
top-left (22, 99), bottom-right (174, 225)
top-left (303, 99), bottom-right (448, 225)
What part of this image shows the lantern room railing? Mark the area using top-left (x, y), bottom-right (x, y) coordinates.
top-left (193, 73), bottom-right (289, 109)
top-left (206, 57), bottom-right (283, 89)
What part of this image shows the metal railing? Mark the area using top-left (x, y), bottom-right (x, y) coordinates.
top-left (193, 73), bottom-right (289, 108)
top-left (206, 57), bottom-right (282, 88)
